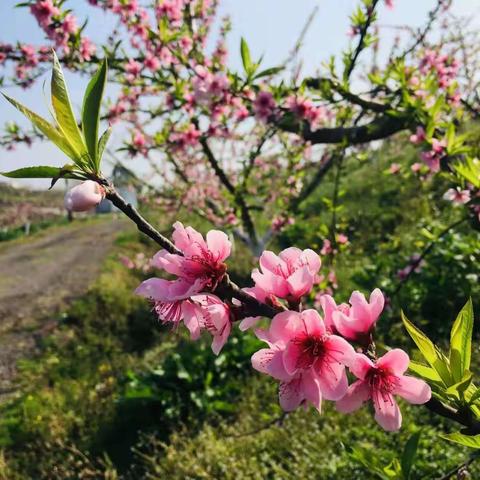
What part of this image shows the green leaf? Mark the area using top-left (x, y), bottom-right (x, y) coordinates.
top-left (1, 166), bottom-right (69, 179)
top-left (49, 164), bottom-right (85, 189)
top-left (445, 371), bottom-right (473, 399)
top-left (97, 126), bottom-right (112, 162)
top-left (82, 59), bottom-right (108, 170)
top-left (401, 431), bottom-right (421, 480)
top-left (450, 299), bottom-right (474, 383)
top-left (240, 37), bottom-right (252, 75)
top-left (441, 432), bottom-right (480, 449)
top-left (51, 51), bottom-right (91, 168)
top-left (402, 312), bottom-right (451, 386)
top-left (468, 387), bottom-right (480, 406)
top-left (454, 157), bottom-right (480, 188)
top-left (2, 93), bottom-right (77, 161)
top-left (253, 66), bottom-right (284, 80)
top-left (408, 361), bottom-right (442, 383)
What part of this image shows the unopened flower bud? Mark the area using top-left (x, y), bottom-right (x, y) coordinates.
top-left (64, 180), bottom-right (105, 212)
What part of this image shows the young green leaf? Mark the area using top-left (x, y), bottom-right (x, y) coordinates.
top-left (240, 37), bottom-right (252, 75)
top-left (1, 166), bottom-right (72, 179)
top-left (401, 431), bottom-right (421, 480)
top-left (468, 387), bottom-right (480, 406)
top-left (450, 299), bottom-right (474, 383)
top-left (253, 66), bottom-right (284, 80)
top-left (82, 59), bottom-right (108, 169)
top-left (408, 361), bottom-right (442, 383)
top-left (402, 312), bottom-right (452, 386)
top-left (454, 157), bottom-right (480, 188)
top-left (97, 126), bottom-right (112, 162)
top-left (2, 93), bottom-right (78, 161)
top-left (445, 371), bottom-right (473, 401)
top-left (441, 432), bottom-right (480, 449)
top-left (51, 51), bottom-right (91, 168)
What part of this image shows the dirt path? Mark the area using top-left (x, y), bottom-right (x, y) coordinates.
top-left (0, 218), bottom-right (128, 399)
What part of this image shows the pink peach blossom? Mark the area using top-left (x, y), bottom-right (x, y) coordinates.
top-left (252, 247), bottom-right (321, 301)
top-left (252, 309), bottom-right (355, 411)
top-left (137, 222), bottom-right (231, 307)
top-left (331, 288), bottom-right (385, 343)
top-left (409, 126), bottom-right (426, 145)
top-left (443, 187), bottom-right (471, 205)
top-left (30, 0), bottom-right (60, 28)
top-left (79, 37), bottom-right (96, 61)
top-left (337, 350), bottom-right (431, 431)
top-left (253, 91), bottom-right (276, 122)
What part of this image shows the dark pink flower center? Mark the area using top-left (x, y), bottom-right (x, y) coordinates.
top-left (367, 367), bottom-right (399, 407)
top-left (182, 247), bottom-right (227, 290)
top-left (293, 334), bottom-right (327, 370)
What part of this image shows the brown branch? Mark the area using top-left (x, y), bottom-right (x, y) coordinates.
top-left (436, 451), bottom-right (480, 480)
top-left (305, 78), bottom-right (389, 113)
top-left (289, 154), bottom-right (338, 213)
top-left (104, 186), bottom-right (181, 255)
top-left (199, 136), bottom-right (259, 248)
top-left (345, 0), bottom-right (381, 80)
top-left (278, 113), bottom-right (410, 145)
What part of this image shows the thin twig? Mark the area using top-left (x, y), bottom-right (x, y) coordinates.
top-left (390, 217), bottom-right (469, 298)
top-left (436, 451), bottom-right (480, 480)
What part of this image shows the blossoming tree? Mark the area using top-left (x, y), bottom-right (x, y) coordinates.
top-left (1, 0), bottom-right (479, 256)
top-left (2, 0), bottom-right (480, 473)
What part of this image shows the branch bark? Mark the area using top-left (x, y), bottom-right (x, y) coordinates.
top-left (199, 136), bottom-right (260, 249)
top-left (278, 113), bottom-right (410, 145)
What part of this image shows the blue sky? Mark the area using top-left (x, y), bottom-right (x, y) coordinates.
top-left (1, 0), bottom-right (479, 188)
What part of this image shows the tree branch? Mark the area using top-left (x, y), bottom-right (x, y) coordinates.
top-left (305, 77), bottom-right (389, 113)
top-left (345, 0), bottom-right (380, 80)
top-left (199, 136), bottom-right (259, 248)
top-left (436, 451), bottom-right (480, 480)
top-left (278, 113), bottom-right (410, 145)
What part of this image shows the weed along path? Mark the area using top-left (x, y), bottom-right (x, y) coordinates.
top-left (0, 218), bottom-right (128, 400)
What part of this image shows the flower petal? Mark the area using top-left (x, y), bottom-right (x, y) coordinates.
top-left (239, 316), bottom-right (260, 331)
top-left (278, 247), bottom-right (303, 268)
top-left (317, 359), bottom-right (349, 401)
top-left (252, 268), bottom-right (289, 298)
top-left (135, 277), bottom-right (171, 301)
top-left (324, 335), bottom-right (355, 366)
top-left (206, 229), bottom-right (231, 261)
top-left (320, 294), bottom-right (338, 331)
top-left (172, 221), bottom-right (206, 254)
top-left (251, 348), bottom-right (275, 374)
top-left (301, 309), bottom-right (326, 337)
top-left (286, 265), bottom-right (314, 298)
top-left (259, 250), bottom-right (287, 274)
top-left (331, 311), bottom-right (359, 340)
top-left (373, 393), bottom-right (402, 432)
top-left (279, 377), bottom-right (303, 411)
top-left (300, 249), bottom-right (321, 274)
top-left (377, 349), bottom-right (410, 376)
top-left (269, 311), bottom-right (304, 344)
top-left (349, 353), bottom-right (374, 380)
top-left (394, 375), bottom-right (431, 404)
top-left (336, 380), bottom-right (370, 413)
top-left (182, 301), bottom-right (201, 340)
top-left (301, 370), bottom-right (322, 412)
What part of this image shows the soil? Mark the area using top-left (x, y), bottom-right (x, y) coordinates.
top-left (0, 218), bottom-right (128, 400)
